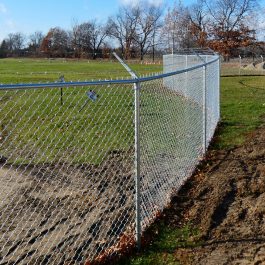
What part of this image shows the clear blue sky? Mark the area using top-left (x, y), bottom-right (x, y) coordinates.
top-left (0, 0), bottom-right (196, 41)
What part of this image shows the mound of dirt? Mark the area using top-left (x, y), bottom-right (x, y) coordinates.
top-left (244, 62), bottom-right (256, 69)
top-left (256, 62), bottom-right (265, 70)
top-left (165, 124), bottom-right (265, 265)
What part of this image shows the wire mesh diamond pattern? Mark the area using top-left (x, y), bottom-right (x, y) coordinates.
top-left (0, 51), bottom-right (220, 264)
top-left (0, 84), bottom-right (135, 264)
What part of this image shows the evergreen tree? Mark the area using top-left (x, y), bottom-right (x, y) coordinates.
top-left (0, 40), bottom-right (8, 58)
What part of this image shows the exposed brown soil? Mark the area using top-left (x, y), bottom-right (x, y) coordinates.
top-left (163, 124), bottom-right (265, 264)
top-left (0, 150), bottom-right (134, 264)
top-left (2, 123), bottom-right (265, 265)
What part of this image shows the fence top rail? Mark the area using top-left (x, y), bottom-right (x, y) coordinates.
top-left (0, 56), bottom-right (219, 91)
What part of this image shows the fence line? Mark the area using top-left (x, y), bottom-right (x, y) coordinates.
top-left (0, 51), bottom-right (220, 264)
top-left (221, 55), bottom-right (265, 76)
top-left (0, 57), bottom-right (219, 90)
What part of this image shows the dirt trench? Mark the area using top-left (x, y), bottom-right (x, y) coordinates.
top-left (164, 124), bottom-right (265, 265)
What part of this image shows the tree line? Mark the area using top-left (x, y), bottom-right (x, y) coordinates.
top-left (0, 0), bottom-right (264, 60)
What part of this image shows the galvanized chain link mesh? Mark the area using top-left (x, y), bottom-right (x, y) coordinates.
top-left (140, 56), bottom-right (210, 229)
top-left (206, 59), bottom-right (220, 146)
top-left (0, 52), bottom-right (220, 264)
top-left (0, 85), bottom-right (135, 264)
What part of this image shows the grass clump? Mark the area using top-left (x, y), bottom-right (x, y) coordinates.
top-left (117, 223), bottom-right (200, 265)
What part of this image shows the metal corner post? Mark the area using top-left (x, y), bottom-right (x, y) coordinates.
top-left (112, 52), bottom-right (141, 250)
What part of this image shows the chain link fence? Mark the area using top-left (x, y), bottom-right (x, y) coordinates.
top-left (0, 51), bottom-right (220, 264)
top-left (221, 55), bottom-right (265, 76)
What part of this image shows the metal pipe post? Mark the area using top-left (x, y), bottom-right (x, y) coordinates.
top-left (134, 81), bottom-right (141, 250)
top-left (185, 55), bottom-right (188, 97)
top-left (239, 55), bottom-right (242, 76)
top-left (112, 51), bottom-right (141, 250)
top-left (60, 87), bottom-right (63, 106)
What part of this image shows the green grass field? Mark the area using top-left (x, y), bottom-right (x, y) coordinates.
top-left (0, 58), bottom-right (162, 166)
top-left (0, 85), bottom-right (135, 165)
top-left (1, 58), bottom-right (264, 164)
top-left (0, 58), bottom-right (162, 83)
top-left (0, 58), bottom-right (202, 167)
top-left (216, 76), bottom-right (265, 149)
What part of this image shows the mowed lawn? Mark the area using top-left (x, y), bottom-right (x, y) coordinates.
top-left (0, 57), bottom-right (163, 83)
top-left (216, 76), bottom-right (265, 148)
top-left (0, 58), bottom-right (163, 166)
top-left (1, 58), bottom-right (265, 167)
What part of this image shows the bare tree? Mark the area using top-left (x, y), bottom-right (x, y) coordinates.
top-left (5, 33), bottom-right (25, 55)
top-left (107, 7), bottom-right (138, 59)
top-left (162, 1), bottom-right (191, 52)
top-left (188, 0), bottom-right (209, 47)
top-left (133, 3), bottom-right (163, 60)
top-left (205, 0), bottom-right (256, 30)
top-left (29, 31), bottom-right (44, 55)
top-left (71, 21), bottom-right (107, 58)
top-left (108, 2), bottom-right (163, 60)
top-left (89, 21), bottom-right (108, 59)
top-left (51, 28), bottom-right (69, 57)
top-left (73, 22), bottom-right (93, 57)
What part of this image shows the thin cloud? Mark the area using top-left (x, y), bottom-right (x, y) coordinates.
top-left (0, 19), bottom-right (17, 40)
top-left (5, 19), bottom-right (16, 30)
top-left (82, 0), bottom-right (90, 11)
top-left (119, 0), bottom-right (140, 6)
top-left (119, 0), bottom-right (164, 7)
top-left (147, 0), bottom-right (163, 7)
top-left (0, 3), bottom-right (7, 13)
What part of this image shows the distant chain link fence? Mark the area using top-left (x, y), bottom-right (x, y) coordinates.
top-left (0, 51), bottom-right (220, 264)
top-left (221, 55), bottom-right (265, 76)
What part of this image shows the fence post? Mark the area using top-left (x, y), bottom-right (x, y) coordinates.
top-left (59, 75), bottom-right (65, 106)
top-left (134, 80), bottom-right (141, 250)
top-left (112, 52), bottom-right (141, 250)
top-left (239, 55), bottom-right (242, 76)
top-left (203, 64), bottom-right (207, 155)
top-left (185, 54), bottom-right (188, 97)
top-left (60, 87), bottom-right (63, 106)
